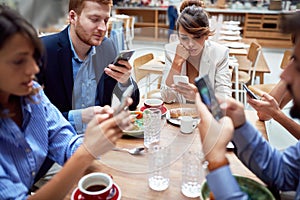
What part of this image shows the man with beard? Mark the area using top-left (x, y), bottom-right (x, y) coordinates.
top-left (37, 0), bottom-right (140, 135)
top-left (195, 11), bottom-right (300, 200)
top-left (34, 0), bottom-right (140, 189)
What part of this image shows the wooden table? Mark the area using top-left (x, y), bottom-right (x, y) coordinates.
top-left (65, 106), bottom-right (266, 200)
top-left (219, 38), bottom-right (270, 84)
top-left (138, 58), bottom-right (165, 74)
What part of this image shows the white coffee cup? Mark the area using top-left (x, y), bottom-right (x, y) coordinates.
top-left (180, 116), bottom-right (197, 134)
top-left (78, 172), bottom-right (113, 200)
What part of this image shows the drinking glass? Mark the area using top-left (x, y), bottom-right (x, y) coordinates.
top-left (148, 145), bottom-right (170, 191)
top-left (181, 151), bottom-right (205, 198)
top-left (143, 108), bottom-right (162, 148)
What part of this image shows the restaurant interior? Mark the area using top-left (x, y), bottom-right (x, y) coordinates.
top-left (2, 0), bottom-right (300, 199)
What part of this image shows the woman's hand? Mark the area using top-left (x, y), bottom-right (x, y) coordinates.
top-left (172, 82), bottom-right (197, 102)
top-left (83, 100), bottom-right (133, 158)
top-left (171, 44), bottom-right (190, 72)
top-left (175, 44), bottom-right (189, 61)
top-left (82, 105), bottom-right (114, 124)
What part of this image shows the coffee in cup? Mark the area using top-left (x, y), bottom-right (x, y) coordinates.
top-left (78, 172), bottom-right (113, 200)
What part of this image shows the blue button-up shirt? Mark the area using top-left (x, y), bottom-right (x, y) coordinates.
top-left (206, 121), bottom-right (300, 199)
top-left (0, 82), bottom-right (83, 200)
top-left (68, 27), bottom-right (97, 134)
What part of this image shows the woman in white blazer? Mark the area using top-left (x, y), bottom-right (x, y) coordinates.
top-left (161, 0), bottom-right (232, 104)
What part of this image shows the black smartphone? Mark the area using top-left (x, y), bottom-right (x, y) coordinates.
top-left (194, 75), bottom-right (223, 121)
top-left (243, 84), bottom-right (258, 100)
top-left (112, 50), bottom-right (135, 67)
top-left (115, 85), bottom-right (134, 114)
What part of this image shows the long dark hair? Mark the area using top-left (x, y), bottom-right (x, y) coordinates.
top-left (176, 0), bottom-right (213, 38)
top-left (0, 4), bottom-right (43, 117)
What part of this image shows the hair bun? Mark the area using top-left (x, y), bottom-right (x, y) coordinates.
top-left (180, 0), bottom-right (205, 13)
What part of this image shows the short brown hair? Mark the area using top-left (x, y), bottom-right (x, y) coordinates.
top-left (176, 0), bottom-right (212, 37)
top-left (69, 0), bottom-right (113, 14)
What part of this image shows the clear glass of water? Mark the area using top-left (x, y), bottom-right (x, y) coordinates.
top-left (148, 145), bottom-right (170, 191)
top-left (143, 108), bottom-right (162, 148)
top-left (181, 151), bottom-right (205, 198)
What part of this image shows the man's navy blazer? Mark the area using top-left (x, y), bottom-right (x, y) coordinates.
top-left (37, 27), bottom-right (140, 119)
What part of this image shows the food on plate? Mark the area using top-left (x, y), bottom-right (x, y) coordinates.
top-left (125, 112), bottom-right (144, 131)
top-left (169, 108), bottom-right (198, 118)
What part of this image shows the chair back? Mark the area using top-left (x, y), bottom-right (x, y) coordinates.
top-left (247, 42), bottom-right (261, 85)
top-left (280, 50), bottom-right (292, 69)
top-left (133, 53), bottom-right (154, 83)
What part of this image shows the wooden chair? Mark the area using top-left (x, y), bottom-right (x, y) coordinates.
top-left (231, 41), bottom-right (262, 104)
top-left (133, 53), bottom-right (162, 99)
top-left (248, 50), bottom-right (292, 96)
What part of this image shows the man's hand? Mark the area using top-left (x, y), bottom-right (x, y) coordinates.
top-left (221, 97), bottom-right (246, 128)
top-left (195, 94), bottom-right (234, 163)
top-left (82, 106), bottom-right (114, 124)
top-left (104, 60), bottom-right (132, 84)
top-left (247, 93), bottom-right (280, 121)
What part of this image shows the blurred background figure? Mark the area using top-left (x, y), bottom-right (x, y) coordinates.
top-left (0, 0), bottom-right (68, 30)
top-left (167, 0), bottom-right (180, 40)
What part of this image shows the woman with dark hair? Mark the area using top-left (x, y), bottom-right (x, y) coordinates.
top-left (0, 4), bottom-right (131, 199)
top-left (161, 0), bottom-right (232, 104)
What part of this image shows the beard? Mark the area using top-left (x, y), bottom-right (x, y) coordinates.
top-left (290, 103), bottom-right (300, 119)
top-left (287, 84), bottom-right (300, 119)
top-left (75, 20), bottom-right (103, 46)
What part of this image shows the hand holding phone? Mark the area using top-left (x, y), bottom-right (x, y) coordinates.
top-left (115, 85), bottom-right (134, 114)
top-left (194, 75), bottom-right (223, 120)
top-left (243, 84), bottom-right (258, 100)
top-left (112, 50), bottom-right (135, 67)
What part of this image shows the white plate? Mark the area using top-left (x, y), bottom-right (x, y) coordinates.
top-left (220, 30), bottom-right (241, 36)
top-left (167, 108), bottom-right (199, 126)
top-left (122, 112), bottom-right (144, 138)
top-left (167, 116), bottom-right (200, 127)
top-left (223, 21), bottom-right (240, 25)
top-left (221, 25), bottom-right (243, 31)
top-left (224, 42), bottom-right (250, 49)
top-left (219, 35), bottom-right (242, 41)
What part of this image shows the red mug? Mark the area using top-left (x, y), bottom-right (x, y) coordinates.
top-left (78, 172), bottom-right (113, 200)
top-left (144, 99), bottom-right (164, 111)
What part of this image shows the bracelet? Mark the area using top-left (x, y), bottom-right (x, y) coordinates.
top-left (203, 157), bottom-right (229, 172)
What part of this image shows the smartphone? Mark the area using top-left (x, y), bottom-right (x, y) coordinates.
top-left (112, 50), bottom-right (135, 67)
top-left (194, 75), bottom-right (223, 121)
top-left (173, 75), bottom-right (189, 85)
top-left (243, 84), bottom-right (258, 100)
top-left (115, 85), bottom-right (134, 114)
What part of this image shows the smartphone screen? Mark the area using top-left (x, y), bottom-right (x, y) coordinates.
top-left (115, 85), bottom-right (134, 114)
top-left (194, 75), bottom-right (223, 121)
top-left (112, 50), bottom-right (135, 67)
